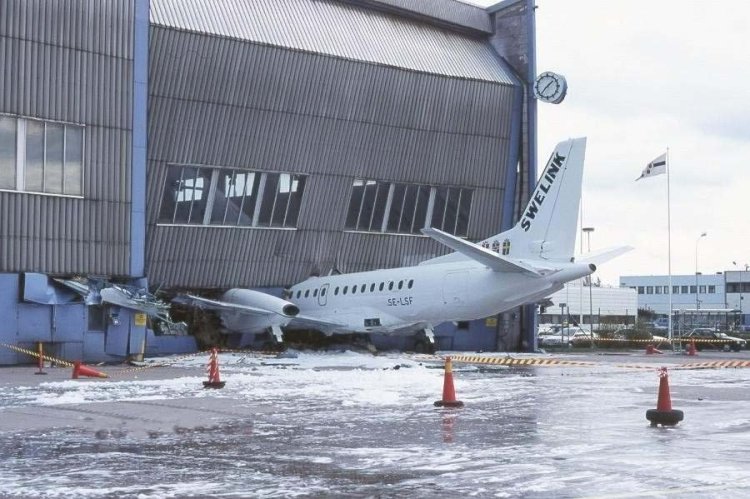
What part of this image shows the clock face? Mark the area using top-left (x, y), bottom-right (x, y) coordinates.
top-left (533, 71), bottom-right (567, 104)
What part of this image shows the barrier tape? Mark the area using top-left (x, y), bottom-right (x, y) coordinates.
top-left (546, 336), bottom-right (746, 345)
top-left (431, 353), bottom-right (750, 371)
top-left (0, 342), bottom-right (75, 368)
top-left (3, 341), bottom-right (748, 375)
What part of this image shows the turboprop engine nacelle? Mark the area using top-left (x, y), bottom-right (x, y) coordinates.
top-left (221, 289), bottom-right (300, 317)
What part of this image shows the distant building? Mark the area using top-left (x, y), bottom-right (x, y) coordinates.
top-left (619, 274), bottom-right (727, 315)
top-left (540, 282), bottom-right (637, 327)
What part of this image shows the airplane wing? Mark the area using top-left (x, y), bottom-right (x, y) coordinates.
top-left (173, 293), bottom-right (281, 316)
top-left (577, 246), bottom-right (633, 265)
top-left (287, 314), bottom-right (348, 330)
top-left (421, 227), bottom-right (542, 276)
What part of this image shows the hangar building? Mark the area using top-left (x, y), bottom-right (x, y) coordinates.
top-left (0, 0), bottom-right (539, 364)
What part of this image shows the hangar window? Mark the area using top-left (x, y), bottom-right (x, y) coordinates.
top-left (159, 165), bottom-right (306, 228)
top-left (344, 178), bottom-right (472, 236)
top-left (0, 115), bottom-right (84, 196)
top-left (681, 286), bottom-right (689, 294)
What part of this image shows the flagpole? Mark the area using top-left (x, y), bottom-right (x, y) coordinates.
top-left (667, 147), bottom-right (673, 347)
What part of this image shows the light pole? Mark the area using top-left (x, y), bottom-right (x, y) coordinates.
top-left (733, 261), bottom-right (748, 315)
top-left (582, 227), bottom-right (595, 347)
top-left (695, 232), bottom-right (706, 311)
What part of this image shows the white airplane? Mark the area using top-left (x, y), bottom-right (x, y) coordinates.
top-left (175, 137), bottom-right (630, 347)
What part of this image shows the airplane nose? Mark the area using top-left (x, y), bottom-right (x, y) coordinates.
top-left (283, 304), bottom-right (300, 317)
top-left (589, 263), bottom-right (597, 272)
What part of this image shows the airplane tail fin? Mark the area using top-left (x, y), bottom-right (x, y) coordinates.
top-left (421, 137), bottom-right (587, 266)
top-left (506, 137), bottom-right (586, 262)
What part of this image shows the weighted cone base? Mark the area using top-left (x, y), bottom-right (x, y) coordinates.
top-left (434, 400), bottom-right (464, 408)
top-left (646, 408), bottom-right (684, 426)
top-left (203, 381), bottom-right (226, 389)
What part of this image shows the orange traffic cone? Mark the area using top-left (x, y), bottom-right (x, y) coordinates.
top-left (203, 348), bottom-right (226, 389)
top-left (645, 367), bottom-right (683, 426)
top-left (434, 357), bottom-right (463, 408)
top-left (72, 361), bottom-right (108, 379)
top-left (645, 344), bottom-right (662, 355)
top-left (686, 340), bottom-right (697, 356)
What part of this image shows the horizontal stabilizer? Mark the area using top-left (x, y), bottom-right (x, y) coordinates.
top-left (577, 246), bottom-right (633, 265)
top-left (421, 227), bottom-right (541, 276)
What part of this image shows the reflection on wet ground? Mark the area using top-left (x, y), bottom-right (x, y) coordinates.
top-left (1, 351), bottom-right (750, 497)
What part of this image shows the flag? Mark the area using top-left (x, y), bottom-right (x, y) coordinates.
top-left (636, 153), bottom-right (667, 181)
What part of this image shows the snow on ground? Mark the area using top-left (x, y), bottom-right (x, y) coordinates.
top-left (1, 350), bottom-right (750, 497)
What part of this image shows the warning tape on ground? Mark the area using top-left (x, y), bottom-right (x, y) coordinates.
top-left (0, 342), bottom-right (75, 368)
top-left (431, 353), bottom-right (750, 371)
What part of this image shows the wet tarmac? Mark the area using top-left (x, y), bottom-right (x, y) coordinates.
top-left (1, 349), bottom-right (750, 498)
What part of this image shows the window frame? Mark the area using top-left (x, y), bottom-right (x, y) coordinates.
top-left (157, 164), bottom-right (306, 229)
top-left (344, 177), bottom-right (473, 237)
top-left (0, 113), bottom-right (85, 198)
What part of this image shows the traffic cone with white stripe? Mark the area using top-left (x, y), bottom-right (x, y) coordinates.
top-left (646, 367), bottom-right (683, 426)
top-left (434, 357), bottom-right (463, 408)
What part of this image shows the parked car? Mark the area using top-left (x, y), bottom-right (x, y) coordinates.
top-left (681, 328), bottom-right (746, 352)
top-left (612, 326), bottom-right (668, 347)
top-left (538, 328), bottom-right (597, 348)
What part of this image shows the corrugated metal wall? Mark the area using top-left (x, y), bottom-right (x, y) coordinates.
top-left (0, 0), bottom-right (134, 276)
top-left (146, 2), bottom-right (518, 289)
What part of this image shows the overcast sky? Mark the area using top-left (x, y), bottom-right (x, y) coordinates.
top-left (467, 0), bottom-right (750, 285)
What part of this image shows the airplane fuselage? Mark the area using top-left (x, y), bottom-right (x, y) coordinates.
top-left (287, 260), bottom-right (593, 334)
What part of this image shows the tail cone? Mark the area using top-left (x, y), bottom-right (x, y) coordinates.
top-left (434, 357), bottom-right (463, 408)
top-left (646, 367), bottom-right (683, 426)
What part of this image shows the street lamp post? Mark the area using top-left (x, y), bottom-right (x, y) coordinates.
top-left (733, 261), bottom-right (748, 317)
top-left (695, 232), bottom-right (707, 311)
top-left (582, 227), bottom-right (595, 347)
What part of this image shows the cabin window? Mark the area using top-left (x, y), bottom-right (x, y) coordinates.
top-left (360, 284), bottom-right (366, 293)
top-left (321, 288), bottom-right (327, 296)
top-left (352, 286), bottom-right (357, 294)
top-left (379, 282), bottom-right (384, 291)
top-left (408, 279), bottom-right (414, 289)
top-left (296, 290), bottom-right (301, 299)
top-left (398, 280), bottom-right (403, 290)
top-left (344, 178), bottom-right (472, 236)
top-left (343, 286), bottom-right (348, 295)
top-left (313, 289), bottom-right (318, 297)
top-left (159, 166), bottom-right (306, 228)
top-left (370, 283), bottom-right (375, 292)
top-left (334, 287), bottom-right (339, 295)
top-left (304, 290), bottom-right (310, 298)
top-left (0, 115), bottom-right (84, 196)
top-left (388, 281), bottom-right (394, 291)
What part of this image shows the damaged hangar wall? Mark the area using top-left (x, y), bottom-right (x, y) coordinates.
top-left (146, 0), bottom-right (522, 289)
top-left (0, 0), bottom-right (156, 364)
